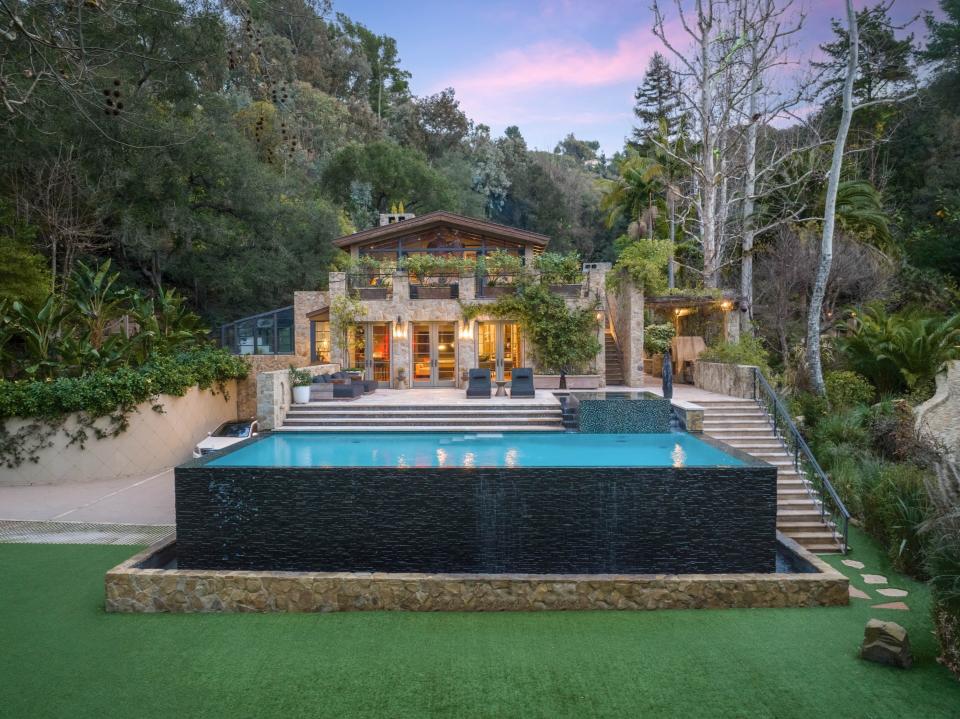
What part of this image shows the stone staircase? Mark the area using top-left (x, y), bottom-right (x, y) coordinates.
top-left (604, 331), bottom-right (625, 386)
top-left (699, 398), bottom-right (842, 553)
top-left (280, 401), bottom-right (565, 432)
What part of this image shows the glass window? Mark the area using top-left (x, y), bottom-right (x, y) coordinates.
top-left (276, 308), bottom-right (294, 354)
top-left (313, 321), bottom-right (331, 363)
top-left (236, 320), bottom-right (254, 355)
top-left (254, 316), bottom-right (275, 355)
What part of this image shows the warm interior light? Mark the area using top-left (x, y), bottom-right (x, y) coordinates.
top-left (720, 301), bottom-right (733, 311)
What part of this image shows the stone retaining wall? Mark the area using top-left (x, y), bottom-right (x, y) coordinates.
top-left (693, 361), bottom-right (757, 399)
top-left (0, 383), bottom-right (237, 486)
top-left (104, 534), bottom-right (848, 613)
top-left (255, 363), bottom-right (338, 430)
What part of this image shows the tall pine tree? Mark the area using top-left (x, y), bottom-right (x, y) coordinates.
top-left (631, 52), bottom-right (681, 146)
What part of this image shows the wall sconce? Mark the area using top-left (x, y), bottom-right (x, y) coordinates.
top-left (720, 301), bottom-right (733, 312)
top-left (393, 315), bottom-right (406, 339)
top-left (459, 321), bottom-right (473, 340)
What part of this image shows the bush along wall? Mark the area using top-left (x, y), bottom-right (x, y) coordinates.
top-left (0, 346), bottom-right (247, 468)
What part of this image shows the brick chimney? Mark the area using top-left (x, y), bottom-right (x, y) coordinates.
top-left (378, 211), bottom-right (415, 226)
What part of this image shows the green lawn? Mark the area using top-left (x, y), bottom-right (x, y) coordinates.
top-left (1, 529), bottom-right (958, 719)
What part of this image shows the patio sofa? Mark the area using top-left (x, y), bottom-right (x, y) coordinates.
top-left (510, 368), bottom-right (535, 398)
top-left (310, 373), bottom-right (364, 400)
top-left (466, 368), bottom-right (491, 399)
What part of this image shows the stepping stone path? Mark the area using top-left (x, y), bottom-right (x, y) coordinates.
top-left (842, 559), bottom-right (865, 569)
top-left (877, 588), bottom-right (909, 598)
top-left (871, 601), bottom-right (910, 611)
top-left (849, 586), bottom-right (870, 600)
top-left (861, 574), bottom-right (888, 585)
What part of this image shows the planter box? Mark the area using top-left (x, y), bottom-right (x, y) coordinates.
top-left (356, 287), bottom-right (389, 300)
top-left (534, 375), bottom-right (561, 389)
top-left (482, 285), bottom-right (517, 298)
top-left (413, 286), bottom-right (456, 299)
top-left (566, 374), bottom-right (602, 389)
top-left (533, 374), bottom-right (602, 390)
top-left (549, 284), bottom-right (582, 298)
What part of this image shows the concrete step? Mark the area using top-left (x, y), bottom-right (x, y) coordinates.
top-left (276, 425), bottom-right (565, 432)
top-left (777, 520), bottom-right (836, 530)
top-left (283, 417), bottom-right (564, 427)
top-left (292, 403), bottom-right (559, 411)
top-left (286, 409), bottom-right (563, 418)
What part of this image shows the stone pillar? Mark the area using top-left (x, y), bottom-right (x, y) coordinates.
top-left (459, 272), bottom-right (476, 301)
top-left (457, 320), bottom-right (476, 388)
top-left (393, 271), bottom-right (409, 301)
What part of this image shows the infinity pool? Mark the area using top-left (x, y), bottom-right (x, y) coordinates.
top-left (206, 431), bottom-right (746, 468)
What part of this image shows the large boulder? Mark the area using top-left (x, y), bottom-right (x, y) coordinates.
top-left (860, 619), bottom-right (912, 669)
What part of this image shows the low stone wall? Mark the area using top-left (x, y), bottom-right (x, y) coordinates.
top-left (693, 361), bottom-right (757, 399)
top-left (0, 383), bottom-right (237, 486)
top-left (104, 533), bottom-right (848, 613)
top-left (255, 363), bottom-right (338, 430)
top-left (915, 360), bottom-right (960, 458)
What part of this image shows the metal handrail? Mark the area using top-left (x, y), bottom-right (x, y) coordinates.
top-left (752, 368), bottom-right (850, 553)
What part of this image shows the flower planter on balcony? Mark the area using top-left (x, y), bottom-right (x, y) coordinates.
top-left (413, 285), bottom-right (456, 299)
top-left (482, 285), bottom-right (517, 298)
top-left (356, 287), bottom-right (389, 300)
top-left (548, 283), bottom-right (583, 298)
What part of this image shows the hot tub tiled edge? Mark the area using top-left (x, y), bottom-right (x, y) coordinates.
top-left (104, 532), bottom-right (848, 613)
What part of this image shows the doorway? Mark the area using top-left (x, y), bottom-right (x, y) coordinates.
top-left (411, 322), bottom-right (457, 387)
top-left (476, 321), bottom-right (522, 382)
top-left (348, 322), bottom-right (392, 383)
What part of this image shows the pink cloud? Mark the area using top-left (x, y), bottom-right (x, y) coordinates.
top-left (445, 24), bottom-right (671, 95)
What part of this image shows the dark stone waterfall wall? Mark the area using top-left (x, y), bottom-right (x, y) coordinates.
top-left (175, 463), bottom-right (777, 574)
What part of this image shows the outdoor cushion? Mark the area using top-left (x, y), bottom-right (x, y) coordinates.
top-left (466, 368), bottom-right (491, 398)
top-left (333, 380), bottom-right (363, 399)
top-left (510, 368), bottom-right (535, 398)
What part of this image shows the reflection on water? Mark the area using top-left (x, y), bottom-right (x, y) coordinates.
top-left (505, 448), bottom-right (519, 468)
top-left (463, 452), bottom-right (475, 468)
top-left (436, 448), bottom-right (447, 467)
top-left (671, 443), bottom-right (686, 468)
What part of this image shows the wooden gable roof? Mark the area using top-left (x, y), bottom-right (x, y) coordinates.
top-left (332, 211), bottom-right (550, 250)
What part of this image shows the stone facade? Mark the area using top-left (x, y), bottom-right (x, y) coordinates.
top-left (292, 267), bottom-right (611, 391)
top-left (693, 361), bottom-right (758, 399)
top-left (915, 360), bottom-right (960, 458)
top-left (104, 533), bottom-right (848, 613)
top-left (255, 363), bottom-right (338, 430)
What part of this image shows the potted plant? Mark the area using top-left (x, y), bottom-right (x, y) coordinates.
top-left (536, 252), bottom-right (583, 297)
top-left (403, 254), bottom-right (462, 299)
top-left (289, 365), bottom-right (313, 404)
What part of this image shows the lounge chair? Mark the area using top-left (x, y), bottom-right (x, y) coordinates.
top-left (509, 368), bottom-right (535, 398)
top-left (466, 368), bottom-right (491, 399)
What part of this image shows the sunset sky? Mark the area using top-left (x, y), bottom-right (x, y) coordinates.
top-left (339, 0), bottom-right (940, 155)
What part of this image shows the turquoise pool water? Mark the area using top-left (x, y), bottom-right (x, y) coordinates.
top-left (206, 432), bottom-right (746, 469)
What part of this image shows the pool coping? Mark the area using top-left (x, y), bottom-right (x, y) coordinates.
top-left (104, 532), bottom-right (848, 613)
top-left (180, 430), bottom-right (767, 470)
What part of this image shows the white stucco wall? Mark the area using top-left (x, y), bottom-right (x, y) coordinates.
top-left (0, 382), bottom-right (239, 486)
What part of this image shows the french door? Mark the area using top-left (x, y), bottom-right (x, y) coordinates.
top-left (348, 322), bottom-right (392, 383)
top-left (476, 321), bottom-right (522, 382)
top-left (411, 322), bottom-right (457, 387)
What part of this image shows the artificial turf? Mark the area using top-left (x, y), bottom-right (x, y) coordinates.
top-left (1, 528), bottom-right (958, 719)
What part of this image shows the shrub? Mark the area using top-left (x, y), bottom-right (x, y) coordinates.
top-left (811, 408), bottom-right (871, 450)
top-left (861, 462), bottom-right (932, 576)
top-left (534, 252), bottom-right (582, 285)
top-left (607, 239), bottom-right (671, 296)
top-left (644, 323), bottom-right (675, 356)
top-left (924, 463), bottom-right (960, 678)
top-left (838, 304), bottom-right (960, 394)
top-left (0, 346), bottom-right (248, 422)
top-left (824, 370), bottom-right (874, 409)
top-left (699, 334), bottom-right (770, 375)
top-left (790, 391), bottom-right (829, 429)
